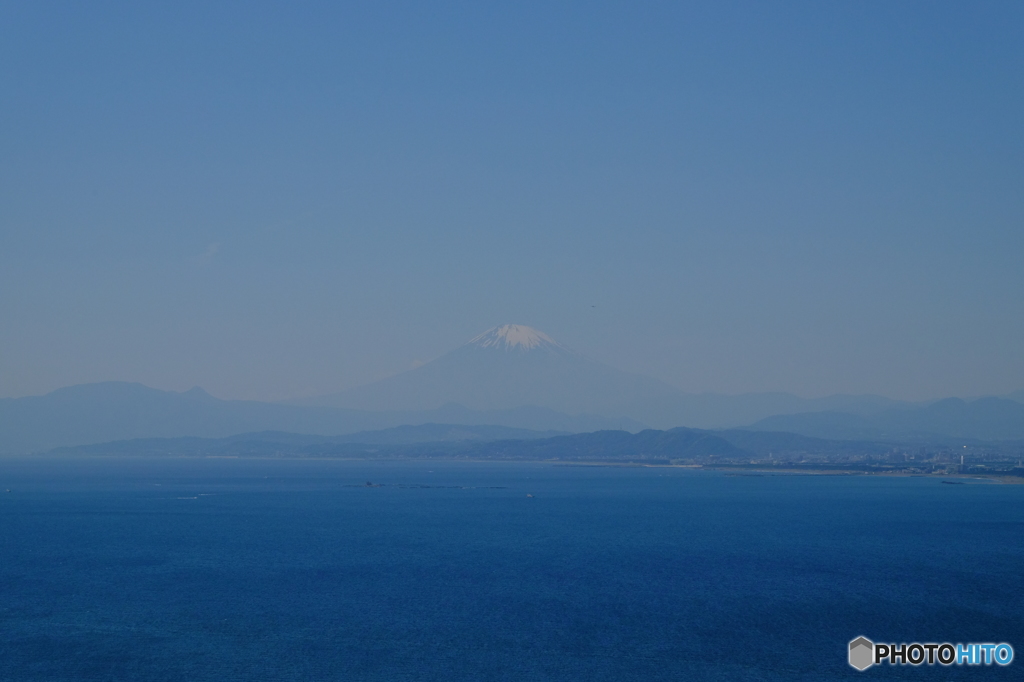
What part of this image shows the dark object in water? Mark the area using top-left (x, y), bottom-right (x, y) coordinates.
top-left (941, 480), bottom-right (965, 485)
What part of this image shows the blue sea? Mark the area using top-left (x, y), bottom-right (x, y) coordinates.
top-left (1, 458), bottom-right (1021, 681)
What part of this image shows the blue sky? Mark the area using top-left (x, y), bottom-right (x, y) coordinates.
top-left (2, 1), bottom-right (1022, 401)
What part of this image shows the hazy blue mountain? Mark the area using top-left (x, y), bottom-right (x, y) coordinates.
top-left (299, 324), bottom-right (910, 428)
top-left (390, 403), bottom-right (646, 434)
top-left (714, 429), bottom-right (896, 458)
top-left (299, 324), bottom-right (683, 417)
top-left (750, 397), bottom-right (1024, 441)
top-left (0, 382), bottom-right (355, 454)
top-left (459, 428), bottom-right (750, 463)
top-left (334, 423), bottom-right (566, 444)
top-left (6, 336), bottom-right (1013, 454)
top-left (45, 422), bottom-right (1016, 465)
top-left (47, 423), bottom-right (565, 458)
top-left (51, 426), bottom-right (752, 463)
top-left (0, 382), bottom-right (641, 455)
top-left (747, 412), bottom-right (877, 441)
top-left (627, 391), bottom-right (910, 429)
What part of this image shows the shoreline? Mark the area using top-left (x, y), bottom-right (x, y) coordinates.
top-left (7, 453), bottom-right (1024, 484)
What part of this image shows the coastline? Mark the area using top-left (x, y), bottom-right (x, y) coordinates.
top-left (9, 453), bottom-right (1024, 484)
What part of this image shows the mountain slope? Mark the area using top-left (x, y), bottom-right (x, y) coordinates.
top-left (0, 382), bottom-right (642, 454)
top-left (46, 423), bottom-right (566, 458)
top-left (303, 324), bottom-right (682, 416)
top-left (749, 397), bottom-right (1024, 441)
top-left (302, 324), bottom-right (911, 428)
top-left (459, 428), bottom-right (750, 462)
top-left (51, 426), bottom-right (752, 463)
top-left (0, 382), bottom-right (370, 454)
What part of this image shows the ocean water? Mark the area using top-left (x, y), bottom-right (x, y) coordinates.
top-left (0, 458), bottom-right (1021, 681)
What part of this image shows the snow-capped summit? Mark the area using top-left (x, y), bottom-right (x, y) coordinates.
top-left (468, 325), bottom-right (564, 351)
top-left (304, 322), bottom-right (681, 421)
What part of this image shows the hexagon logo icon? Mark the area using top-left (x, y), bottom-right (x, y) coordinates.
top-left (849, 636), bottom-right (874, 671)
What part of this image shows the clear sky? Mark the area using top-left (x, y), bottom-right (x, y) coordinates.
top-left (2, 1), bottom-right (1022, 402)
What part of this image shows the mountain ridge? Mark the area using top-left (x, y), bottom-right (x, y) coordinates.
top-left (750, 396), bottom-right (1024, 441)
top-left (298, 325), bottom-right (915, 427)
top-left (0, 382), bottom-right (643, 455)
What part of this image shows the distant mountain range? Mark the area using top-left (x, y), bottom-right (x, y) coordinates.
top-left (0, 382), bottom-right (641, 455)
top-left (2, 324), bottom-right (1023, 454)
top-left (49, 425), bottom-right (899, 464)
top-left (294, 324), bottom-right (1024, 436)
top-left (46, 426), bottom-right (743, 462)
top-left (47, 423), bottom-right (566, 458)
top-left (296, 324), bottom-right (915, 428)
top-left (295, 324), bottom-right (688, 418)
top-left (750, 396), bottom-right (1024, 441)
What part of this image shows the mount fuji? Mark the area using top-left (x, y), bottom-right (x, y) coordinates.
top-left (302, 324), bottom-right (683, 423)
top-left (301, 325), bottom-right (920, 429)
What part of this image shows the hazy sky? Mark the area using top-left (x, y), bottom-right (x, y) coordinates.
top-left (2, 1), bottom-right (1023, 402)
